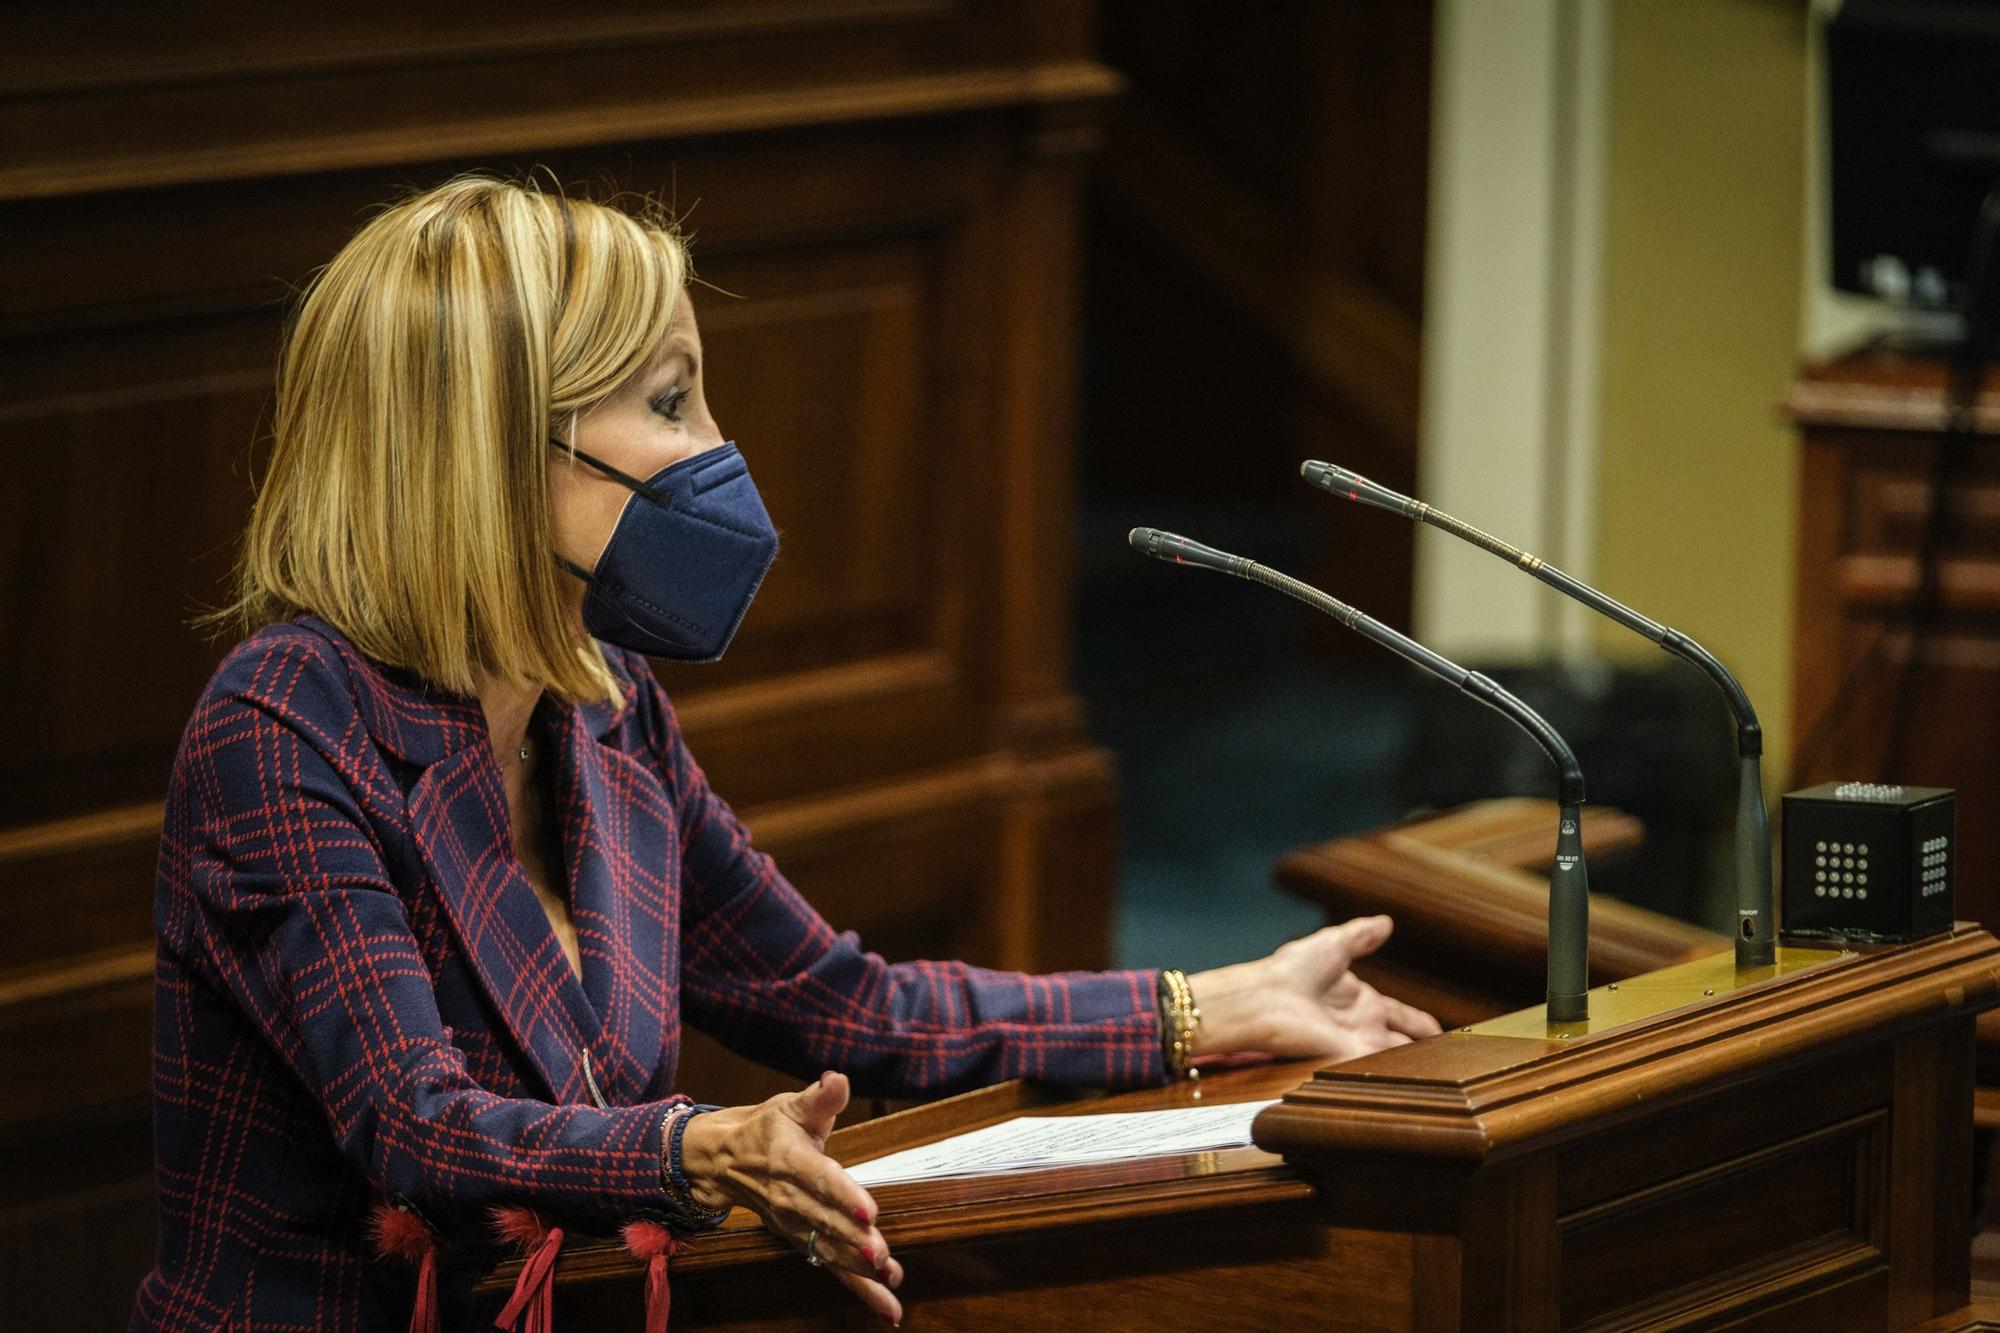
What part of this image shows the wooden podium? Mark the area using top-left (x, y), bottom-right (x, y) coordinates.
top-left (483, 927), bottom-right (2000, 1330)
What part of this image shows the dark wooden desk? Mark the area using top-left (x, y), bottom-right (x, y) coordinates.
top-left (488, 925), bottom-right (2000, 1330)
top-left (505, 1061), bottom-right (1321, 1329)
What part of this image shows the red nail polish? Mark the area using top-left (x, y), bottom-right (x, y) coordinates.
top-left (861, 1245), bottom-right (875, 1263)
top-left (854, 1206), bottom-right (873, 1224)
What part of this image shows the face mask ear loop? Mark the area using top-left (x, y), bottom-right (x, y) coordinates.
top-left (553, 553), bottom-right (597, 583)
top-left (546, 437), bottom-right (671, 507)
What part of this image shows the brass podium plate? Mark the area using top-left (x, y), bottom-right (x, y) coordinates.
top-left (1467, 945), bottom-right (1852, 1042)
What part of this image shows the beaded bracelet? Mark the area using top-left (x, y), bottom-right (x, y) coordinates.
top-left (1157, 968), bottom-right (1201, 1083)
top-left (659, 1101), bottom-right (731, 1228)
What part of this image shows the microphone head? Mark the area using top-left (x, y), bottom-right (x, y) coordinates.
top-left (1127, 527), bottom-right (1251, 576)
top-left (1300, 460), bottom-right (1413, 515)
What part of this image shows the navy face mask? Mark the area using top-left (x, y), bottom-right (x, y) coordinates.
top-left (550, 440), bottom-right (779, 661)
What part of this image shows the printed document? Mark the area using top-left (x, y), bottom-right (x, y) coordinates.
top-left (847, 1098), bottom-right (1280, 1186)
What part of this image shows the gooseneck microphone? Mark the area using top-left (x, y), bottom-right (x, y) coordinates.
top-left (1300, 461), bottom-right (1775, 970)
top-left (1129, 526), bottom-right (1591, 1024)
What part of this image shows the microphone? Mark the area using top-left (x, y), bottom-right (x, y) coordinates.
top-left (1300, 460), bottom-right (1775, 968)
top-left (1129, 526), bottom-right (1592, 1023)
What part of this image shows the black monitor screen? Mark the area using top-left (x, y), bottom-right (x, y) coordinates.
top-left (1828, 0), bottom-right (2000, 310)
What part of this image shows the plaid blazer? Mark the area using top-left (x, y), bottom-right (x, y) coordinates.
top-left (132, 614), bottom-right (1164, 1331)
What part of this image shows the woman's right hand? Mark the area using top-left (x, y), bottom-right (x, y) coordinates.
top-left (677, 1070), bottom-right (904, 1326)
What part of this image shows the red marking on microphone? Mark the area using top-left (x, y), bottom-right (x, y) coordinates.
top-left (1348, 489), bottom-right (1359, 500)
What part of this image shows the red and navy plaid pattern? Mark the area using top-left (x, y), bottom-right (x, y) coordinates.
top-left (132, 615), bottom-right (1164, 1331)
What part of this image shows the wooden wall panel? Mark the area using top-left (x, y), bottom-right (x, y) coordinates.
top-left (1085, 1), bottom-right (1430, 643)
top-left (0, 4), bottom-right (1120, 1325)
top-left (2, 386), bottom-right (271, 823)
top-left (1787, 353), bottom-right (2000, 936)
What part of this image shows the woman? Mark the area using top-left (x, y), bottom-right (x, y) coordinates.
top-left (132, 175), bottom-right (1440, 1332)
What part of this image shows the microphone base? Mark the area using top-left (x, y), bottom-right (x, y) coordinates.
top-left (1545, 993), bottom-right (1590, 1024)
top-left (1476, 945), bottom-right (1850, 1040)
top-left (1735, 935), bottom-right (1777, 969)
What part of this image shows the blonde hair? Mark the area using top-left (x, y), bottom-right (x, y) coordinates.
top-left (209, 173), bottom-right (689, 706)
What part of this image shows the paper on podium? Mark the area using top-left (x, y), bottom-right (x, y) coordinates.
top-left (846, 1099), bottom-right (1281, 1186)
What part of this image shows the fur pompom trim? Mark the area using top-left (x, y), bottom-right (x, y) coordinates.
top-left (490, 1207), bottom-right (565, 1333)
top-left (621, 1220), bottom-right (685, 1333)
top-left (490, 1205), bottom-right (555, 1253)
top-left (369, 1202), bottom-right (437, 1265)
top-left (366, 1201), bottom-right (440, 1333)
top-left (620, 1219), bottom-right (681, 1263)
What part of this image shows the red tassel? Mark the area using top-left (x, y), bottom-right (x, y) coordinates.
top-left (621, 1221), bottom-right (686, 1333)
top-left (368, 1202), bottom-right (440, 1333)
top-left (490, 1207), bottom-right (564, 1333)
top-left (410, 1248), bottom-right (439, 1333)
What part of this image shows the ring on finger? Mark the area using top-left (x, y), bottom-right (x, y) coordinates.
top-left (804, 1227), bottom-right (825, 1268)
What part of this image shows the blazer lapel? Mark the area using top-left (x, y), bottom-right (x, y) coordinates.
top-left (544, 693), bottom-right (676, 1104)
top-left (292, 613), bottom-right (672, 1106)
top-left (406, 739), bottom-right (604, 1105)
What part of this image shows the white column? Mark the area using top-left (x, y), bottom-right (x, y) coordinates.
top-left (1416, 0), bottom-right (1607, 661)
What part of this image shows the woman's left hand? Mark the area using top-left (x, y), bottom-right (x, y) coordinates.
top-left (1185, 915), bottom-right (1442, 1065)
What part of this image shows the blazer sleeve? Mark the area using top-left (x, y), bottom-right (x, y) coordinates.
top-left (621, 655), bottom-right (1167, 1099)
top-left (156, 642), bottom-right (675, 1234)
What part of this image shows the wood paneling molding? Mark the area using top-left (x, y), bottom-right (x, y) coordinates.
top-left (671, 650), bottom-right (956, 734)
top-left (1786, 376), bottom-right (2000, 437)
top-left (0, 800), bottom-right (162, 865)
top-left (0, 2), bottom-right (958, 98)
top-left (0, 64), bottom-right (1121, 203)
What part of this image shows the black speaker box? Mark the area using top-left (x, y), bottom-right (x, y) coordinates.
top-left (1781, 782), bottom-right (1955, 944)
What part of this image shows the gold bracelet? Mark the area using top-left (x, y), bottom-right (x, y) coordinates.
top-left (1160, 968), bottom-right (1202, 1083)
